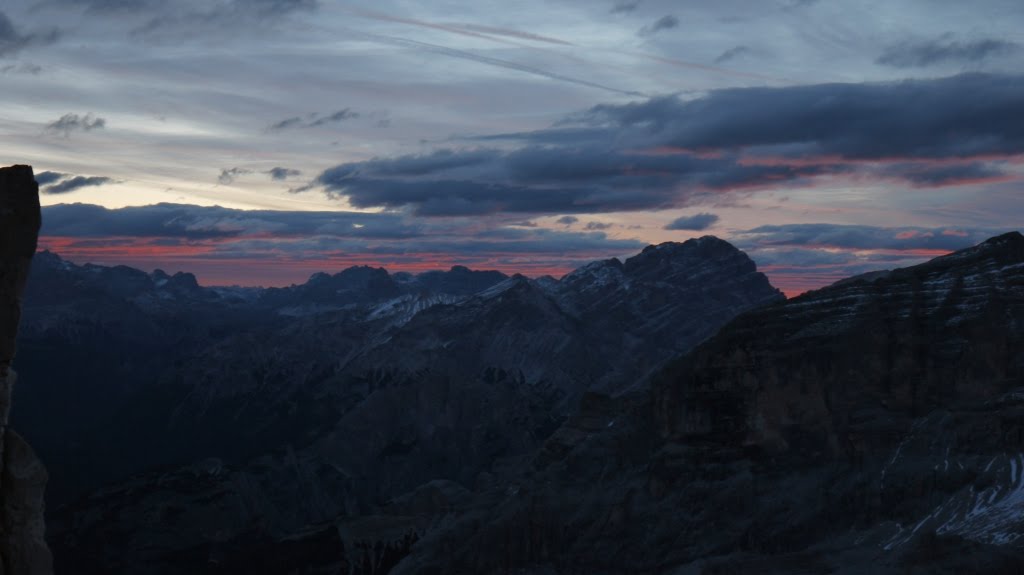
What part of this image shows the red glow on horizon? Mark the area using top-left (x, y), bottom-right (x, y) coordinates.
top-left (38, 236), bottom-right (579, 287)
top-left (737, 152), bottom-right (1024, 168)
top-left (38, 235), bottom-right (957, 299)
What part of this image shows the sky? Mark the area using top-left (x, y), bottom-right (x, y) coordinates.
top-left (2, 0), bottom-right (1023, 295)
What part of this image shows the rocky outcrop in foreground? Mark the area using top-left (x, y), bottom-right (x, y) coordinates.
top-left (0, 166), bottom-right (52, 574)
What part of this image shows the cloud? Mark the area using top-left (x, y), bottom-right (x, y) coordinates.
top-left (45, 113), bottom-right (106, 137)
top-left (732, 222), bottom-right (1012, 296)
top-left (37, 203), bottom-right (646, 283)
top-left (0, 11), bottom-right (60, 57)
top-left (877, 34), bottom-right (1019, 68)
top-left (638, 15), bottom-right (679, 37)
top-left (543, 73), bottom-right (1024, 160)
top-left (733, 223), bottom-right (996, 252)
top-left (343, 28), bottom-right (645, 98)
top-left (556, 216), bottom-right (579, 226)
top-left (117, 0), bottom-right (316, 39)
top-left (267, 167), bottom-right (302, 181)
top-left (49, 0), bottom-right (154, 13)
top-left (451, 24), bottom-right (573, 46)
top-left (267, 117), bottom-right (303, 131)
top-left (585, 221), bottom-right (613, 230)
top-left (307, 108), bottom-right (360, 127)
top-left (714, 45), bottom-right (752, 64)
top-left (610, 1), bottom-right (641, 14)
top-left (782, 0), bottom-right (819, 10)
top-left (312, 146), bottom-right (826, 217)
top-left (246, 0), bottom-right (318, 16)
top-left (0, 62), bottom-right (42, 74)
top-left (34, 171), bottom-right (68, 186)
top-left (664, 213), bottom-right (719, 231)
top-left (43, 176), bottom-right (114, 194)
top-left (272, 110), bottom-right (363, 131)
top-left (218, 167), bottom-right (253, 184)
top-left (879, 161), bottom-right (1009, 187)
top-left (302, 74), bottom-right (1024, 217)
top-left (40, 203), bottom-right (419, 240)
top-left (266, 108), bottom-right (360, 132)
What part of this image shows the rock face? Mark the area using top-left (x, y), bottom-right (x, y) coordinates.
top-left (556, 236), bottom-right (784, 393)
top-left (0, 165), bottom-right (52, 574)
top-left (392, 232), bottom-right (1024, 574)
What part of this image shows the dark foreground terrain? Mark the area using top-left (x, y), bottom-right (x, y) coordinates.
top-left (8, 167), bottom-right (1024, 573)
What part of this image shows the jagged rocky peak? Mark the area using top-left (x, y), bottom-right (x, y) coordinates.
top-left (624, 235), bottom-right (761, 282)
top-left (831, 231), bottom-right (1024, 293)
top-left (28, 250), bottom-right (65, 271)
top-left (305, 271), bottom-right (331, 284)
top-left (558, 236), bottom-right (777, 299)
top-left (915, 230), bottom-right (1024, 279)
top-left (397, 231), bottom-right (1024, 575)
top-left (331, 265), bottom-right (395, 287)
top-left (0, 164), bottom-right (53, 574)
top-left (559, 258), bottom-right (626, 292)
top-left (151, 269), bottom-right (199, 290)
top-left (476, 273), bottom-right (544, 300)
top-left (411, 265), bottom-right (508, 296)
top-left (304, 265), bottom-right (393, 288)
top-left (655, 231), bottom-right (1024, 449)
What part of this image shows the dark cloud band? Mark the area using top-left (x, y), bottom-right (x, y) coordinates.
top-left (307, 73), bottom-right (1024, 217)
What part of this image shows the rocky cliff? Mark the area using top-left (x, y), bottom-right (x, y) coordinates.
top-left (392, 232), bottom-right (1024, 574)
top-left (0, 166), bottom-right (52, 574)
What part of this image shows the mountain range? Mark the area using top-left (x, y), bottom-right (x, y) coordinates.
top-left (13, 236), bottom-right (782, 573)
top-left (11, 222), bottom-right (1024, 573)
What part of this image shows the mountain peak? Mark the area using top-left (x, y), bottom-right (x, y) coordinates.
top-left (961, 230), bottom-right (1024, 257)
top-left (907, 230), bottom-right (1024, 277)
top-left (623, 236), bottom-right (761, 284)
top-left (560, 258), bottom-right (625, 289)
top-left (637, 236), bottom-right (737, 256)
top-left (477, 273), bottom-right (542, 300)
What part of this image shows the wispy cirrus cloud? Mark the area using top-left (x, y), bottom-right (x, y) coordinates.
top-left (267, 109), bottom-right (360, 132)
top-left (0, 10), bottom-right (59, 57)
top-left (341, 27), bottom-right (645, 98)
top-left (638, 15), bottom-right (679, 37)
top-left (0, 61), bottom-right (42, 74)
top-left (344, 8), bottom-right (573, 48)
top-left (450, 23), bottom-right (573, 46)
top-left (714, 45), bottom-right (752, 64)
top-left (877, 33), bottom-right (1019, 68)
top-left (609, 0), bottom-right (641, 14)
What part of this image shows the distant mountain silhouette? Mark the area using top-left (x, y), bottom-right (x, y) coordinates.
top-left (14, 237), bottom-right (781, 573)
top-left (25, 227), bottom-right (1024, 573)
